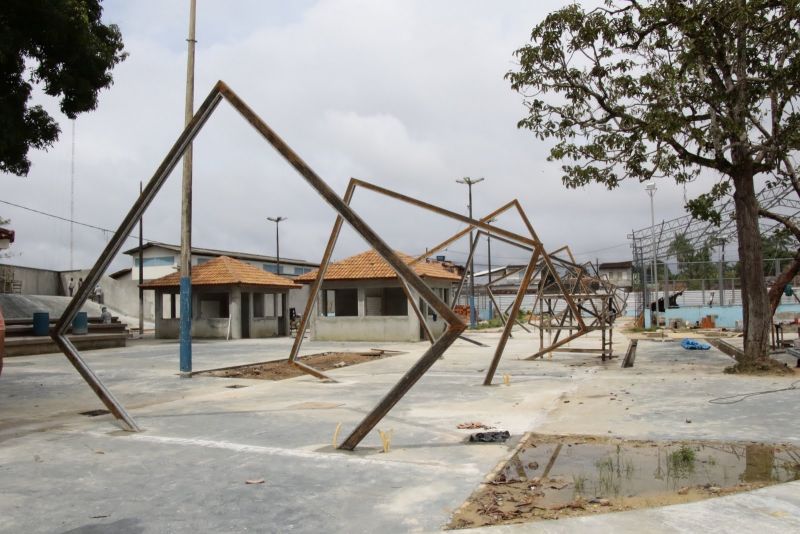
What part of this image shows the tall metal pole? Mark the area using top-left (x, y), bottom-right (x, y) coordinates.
top-left (456, 177), bottom-right (484, 327)
top-left (179, 0), bottom-right (197, 374)
top-left (138, 182), bottom-right (144, 337)
top-left (646, 183), bottom-right (658, 321)
top-left (718, 240), bottom-right (725, 306)
top-left (267, 216), bottom-right (287, 274)
top-left (70, 119), bottom-right (75, 271)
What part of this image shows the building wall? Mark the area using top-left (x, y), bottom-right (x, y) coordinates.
top-left (155, 317), bottom-right (231, 339)
top-left (309, 278), bottom-right (453, 342)
top-left (314, 315), bottom-right (417, 341)
top-left (0, 264), bottom-right (61, 295)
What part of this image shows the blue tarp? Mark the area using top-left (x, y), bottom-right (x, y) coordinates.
top-left (681, 338), bottom-right (711, 350)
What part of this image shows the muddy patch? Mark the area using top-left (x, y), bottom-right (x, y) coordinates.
top-left (195, 350), bottom-right (400, 380)
top-left (448, 434), bottom-right (800, 529)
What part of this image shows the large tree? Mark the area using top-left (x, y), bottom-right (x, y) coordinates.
top-left (0, 0), bottom-right (126, 176)
top-left (507, 0), bottom-right (800, 368)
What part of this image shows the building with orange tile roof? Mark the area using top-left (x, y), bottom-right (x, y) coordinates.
top-left (141, 256), bottom-right (301, 339)
top-left (296, 250), bottom-right (461, 342)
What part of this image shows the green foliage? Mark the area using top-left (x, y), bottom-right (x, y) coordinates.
top-left (506, 0), bottom-right (800, 223)
top-left (667, 233), bottom-right (717, 288)
top-left (0, 0), bottom-right (126, 176)
top-left (761, 227), bottom-right (796, 276)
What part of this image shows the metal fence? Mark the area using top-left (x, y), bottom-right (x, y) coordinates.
top-left (629, 257), bottom-right (800, 319)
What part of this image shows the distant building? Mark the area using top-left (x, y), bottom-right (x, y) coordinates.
top-left (296, 250), bottom-right (461, 342)
top-left (141, 256), bottom-right (300, 339)
top-left (115, 241), bottom-right (319, 321)
top-left (598, 261), bottom-right (633, 289)
top-left (120, 241), bottom-right (318, 280)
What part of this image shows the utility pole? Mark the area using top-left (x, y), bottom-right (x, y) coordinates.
top-left (70, 119), bottom-right (75, 272)
top-left (179, 0), bottom-right (197, 375)
top-left (487, 217), bottom-right (496, 320)
top-left (267, 216), bottom-right (287, 274)
top-left (645, 182), bottom-right (658, 324)
top-left (138, 182), bottom-right (144, 337)
top-left (456, 176), bottom-right (484, 328)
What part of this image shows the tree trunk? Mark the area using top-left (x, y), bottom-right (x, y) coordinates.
top-left (768, 251), bottom-right (800, 316)
top-left (732, 169), bottom-right (771, 364)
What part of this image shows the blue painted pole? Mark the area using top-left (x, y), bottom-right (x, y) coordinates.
top-left (179, 276), bottom-right (192, 373)
top-left (469, 294), bottom-right (477, 328)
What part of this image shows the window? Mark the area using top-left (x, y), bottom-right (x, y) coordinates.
top-left (199, 293), bottom-right (228, 318)
top-left (365, 287), bottom-right (408, 316)
top-left (196, 257), bottom-right (210, 265)
top-left (263, 263), bottom-right (278, 273)
top-left (321, 288), bottom-right (358, 316)
top-left (134, 256), bottom-right (175, 267)
top-left (385, 287), bottom-right (408, 316)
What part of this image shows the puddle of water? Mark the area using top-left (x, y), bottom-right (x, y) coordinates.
top-left (505, 436), bottom-right (799, 507)
top-left (448, 434), bottom-right (800, 529)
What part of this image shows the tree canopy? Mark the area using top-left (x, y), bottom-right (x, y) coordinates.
top-left (507, 0), bottom-right (800, 366)
top-left (0, 0), bottom-right (126, 176)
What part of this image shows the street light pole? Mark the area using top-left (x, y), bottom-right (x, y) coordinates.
top-left (456, 176), bottom-right (484, 328)
top-left (645, 182), bottom-right (658, 323)
top-left (267, 216), bottom-right (287, 275)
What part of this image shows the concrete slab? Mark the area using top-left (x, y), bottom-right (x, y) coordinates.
top-left (0, 331), bottom-right (798, 533)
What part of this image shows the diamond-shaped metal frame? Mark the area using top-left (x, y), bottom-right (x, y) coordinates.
top-left (51, 81), bottom-right (472, 446)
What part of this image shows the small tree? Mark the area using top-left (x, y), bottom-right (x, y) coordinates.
top-left (506, 0), bottom-right (800, 368)
top-left (0, 0), bottom-right (126, 176)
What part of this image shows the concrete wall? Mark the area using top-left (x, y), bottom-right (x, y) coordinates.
top-left (1, 264), bottom-right (60, 295)
top-left (314, 316), bottom-right (418, 342)
top-left (661, 303), bottom-right (800, 329)
top-left (155, 317), bottom-right (231, 339)
top-left (250, 317), bottom-right (279, 337)
top-left (58, 269), bottom-right (157, 322)
top-left (309, 279), bottom-right (453, 342)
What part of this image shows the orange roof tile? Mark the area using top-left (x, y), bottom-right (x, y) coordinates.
top-left (141, 256), bottom-right (301, 289)
top-left (295, 250), bottom-right (461, 283)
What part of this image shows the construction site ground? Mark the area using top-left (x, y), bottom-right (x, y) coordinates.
top-left (1, 329), bottom-right (799, 533)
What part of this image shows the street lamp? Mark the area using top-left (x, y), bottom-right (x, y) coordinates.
top-left (645, 182), bottom-right (658, 321)
top-left (456, 176), bottom-right (484, 327)
top-left (267, 216), bottom-right (287, 275)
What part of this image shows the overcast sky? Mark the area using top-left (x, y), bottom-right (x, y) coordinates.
top-left (2, 0), bottom-right (725, 273)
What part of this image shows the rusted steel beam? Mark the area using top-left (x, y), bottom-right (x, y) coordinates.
top-left (451, 233), bottom-right (480, 307)
top-left (483, 250), bottom-right (539, 385)
top-left (399, 279), bottom-right (434, 344)
top-left (48, 83), bottom-right (226, 430)
top-left (221, 89), bottom-right (459, 327)
top-left (286, 181), bottom-right (357, 380)
top-left (339, 326), bottom-right (463, 450)
top-left (352, 179), bottom-right (540, 249)
top-left (288, 359), bottom-right (331, 380)
top-left (410, 201), bottom-right (517, 266)
top-left (52, 335), bottom-right (140, 431)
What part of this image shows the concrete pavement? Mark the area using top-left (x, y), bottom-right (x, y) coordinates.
top-left (0, 332), bottom-right (798, 533)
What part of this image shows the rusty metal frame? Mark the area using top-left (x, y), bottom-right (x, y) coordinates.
top-left (51, 81), bottom-right (471, 447)
top-left (288, 181), bottom-right (538, 379)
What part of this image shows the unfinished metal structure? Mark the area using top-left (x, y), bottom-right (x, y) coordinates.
top-left (628, 184), bottom-right (800, 320)
top-left (286, 182), bottom-right (562, 392)
top-left (526, 249), bottom-right (625, 360)
top-left (53, 81), bottom-right (548, 450)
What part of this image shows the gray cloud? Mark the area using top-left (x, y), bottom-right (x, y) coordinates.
top-left (3, 0), bottom-right (725, 273)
